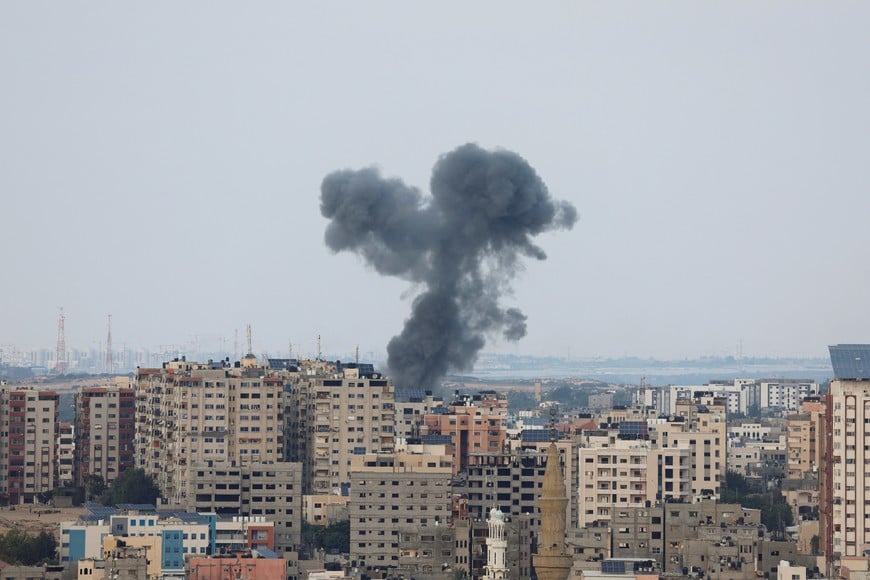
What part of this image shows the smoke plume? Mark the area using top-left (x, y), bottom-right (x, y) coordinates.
top-left (320, 143), bottom-right (577, 390)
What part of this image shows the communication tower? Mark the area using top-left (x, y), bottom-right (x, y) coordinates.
top-left (55, 307), bottom-right (67, 375)
top-left (105, 314), bottom-right (114, 374)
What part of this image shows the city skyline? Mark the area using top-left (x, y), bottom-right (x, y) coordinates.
top-left (3, 3), bottom-right (870, 362)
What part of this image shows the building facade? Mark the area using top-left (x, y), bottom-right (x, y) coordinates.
top-left (0, 385), bottom-right (58, 503)
top-left (74, 380), bottom-right (136, 487)
top-left (348, 446), bottom-right (453, 573)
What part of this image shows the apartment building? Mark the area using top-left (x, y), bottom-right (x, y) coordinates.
top-left (303, 494), bottom-right (349, 525)
top-left (648, 395), bottom-right (727, 501)
top-left (759, 379), bottom-right (820, 411)
top-left (603, 502), bottom-right (762, 576)
top-left (786, 398), bottom-right (825, 478)
top-left (422, 391), bottom-right (508, 475)
top-left (577, 431), bottom-right (692, 528)
top-left (348, 445), bottom-right (453, 573)
top-left (655, 379), bottom-right (819, 416)
top-left (462, 443), bottom-right (570, 579)
top-left (822, 377), bottom-right (870, 572)
top-left (0, 385), bottom-right (58, 503)
top-left (135, 358), bottom-right (287, 506)
top-left (299, 365), bottom-right (396, 494)
top-left (819, 344), bottom-right (870, 575)
top-left (74, 379), bottom-right (136, 487)
top-left (57, 422), bottom-right (75, 488)
top-left (183, 460), bottom-right (302, 553)
top-left (508, 431), bottom-right (579, 526)
top-left (656, 382), bottom-right (758, 416)
top-left (728, 422), bottom-right (771, 442)
top-left (394, 390), bottom-right (443, 444)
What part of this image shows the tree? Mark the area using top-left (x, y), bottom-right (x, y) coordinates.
top-left (0, 529), bottom-right (57, 565)
top-left (301, 520), bottom-right (350, 556)
top-left (86, 475), bottom-right (106, 501)
top-left (100, 468), bottom-right (161, 506)
top-left (721, 470), bottom-right (792, 534)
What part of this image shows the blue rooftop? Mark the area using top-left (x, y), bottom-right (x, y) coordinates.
top-left (830, 344), bottom-right (870, 380)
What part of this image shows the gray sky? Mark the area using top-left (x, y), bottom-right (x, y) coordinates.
top-left (2, 2), bottom-right (868, 361)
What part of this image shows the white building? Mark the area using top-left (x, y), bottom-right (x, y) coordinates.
top-left (759, 380), bottom-right (819, 411)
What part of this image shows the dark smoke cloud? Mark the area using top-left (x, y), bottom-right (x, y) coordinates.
top-left (320, 143), bottom-right (577, 390)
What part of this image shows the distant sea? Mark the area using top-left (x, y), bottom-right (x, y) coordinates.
top-left (461, 354), bottom-right (833, 386)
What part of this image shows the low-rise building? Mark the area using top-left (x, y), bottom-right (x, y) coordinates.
top-left (304, 494), bottom-right (348, 526)
top-left (188, 551), bottom-right (288, 579)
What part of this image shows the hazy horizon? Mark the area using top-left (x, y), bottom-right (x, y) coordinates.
top-left (3, 3), bottom-right (869, 363)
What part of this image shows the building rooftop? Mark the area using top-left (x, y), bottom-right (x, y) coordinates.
top-left (830, 344), bottom-right (870, 379)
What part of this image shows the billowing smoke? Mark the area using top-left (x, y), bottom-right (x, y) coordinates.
top-left (320, 143), bottom-right (577, 390)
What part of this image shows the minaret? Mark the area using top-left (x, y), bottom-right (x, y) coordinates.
top-left (533, 409), bottom-right (571, 580)
top-left (485, 507), bottom-right (509, 580)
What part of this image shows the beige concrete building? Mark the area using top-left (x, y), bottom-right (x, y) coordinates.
top-left (348, 445), bottom-right (453, 573)
top-left (394, 391), bottom-right (443, 445)
top-left (0, 385), bottom-right (58, 503)
top-left (577, 432), bottom-right (692, 527)
top-left (786, 398), bottom-right (825, 478)
top-left (135, 358), bottom-right (288, 506)
top-left (184, 460), bottom-right (302, 553)
top-left (74, 379), bottom-right (136, 487)
top-left (823, 378), bottom-right (870, 573)
top-left (299, 366), bottom-right (396, 494)
top-left (648, 394), bottom-right (727, 501)
top-left (777, 560), bottom-right (807, 580)
top-left (728, 444), bottom-right (762, 478)
top-left (304, 494), bottom-right (349, 525)
top-left (57, 422), bottom-right (75, 488)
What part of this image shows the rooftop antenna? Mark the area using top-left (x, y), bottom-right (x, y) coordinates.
top-left (105, 314), bottom-right (114, 374)
top-left (55, 307), bottom-right (67, 375)
top-left (288, 340), bottom-right (293, 359)
top-left (355, 345), bottom-right (360, 365)
top-left (234, 329), bottom-right (239, 361)
top-left (317, 334), bottom-right (322, 360)
top-left (246, 324), bottom-right (253, 356)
